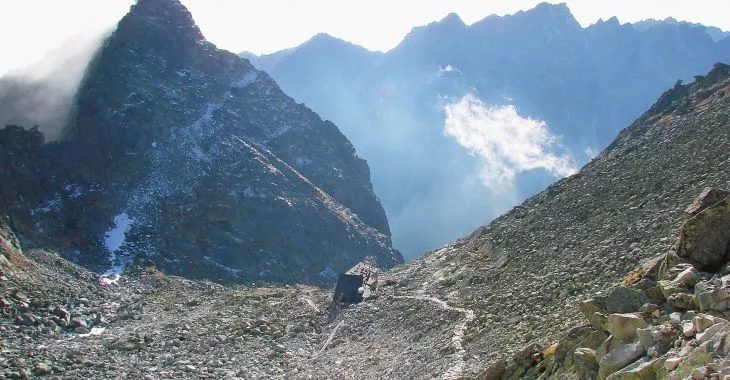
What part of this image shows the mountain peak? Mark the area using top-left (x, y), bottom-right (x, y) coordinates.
top-left (439, 12), bottom-right (466, 28)
top-left (123, 0), bottom-right (205, 43)
top-left (298, 33), bottom-right (354, 53)
top-left (398, 10), bottom-right (467, 47)
top-left (307, 32), bottom-right (342, 45)
top-left (602, 16), bottom-right (620, 26)
top-left (297, 33), bottom-right (378, 56)
top-left (1, 0), bottom-right (402, 282)
top-left (532, 2), bottom-right (571, 15)
top-left (518, 2), bottom-right (579, 28)
top-left (589, 16), bottom-right (622, 31)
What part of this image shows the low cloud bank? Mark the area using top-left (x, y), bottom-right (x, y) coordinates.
top-left (444, 94), bottom-right (577, 191)
top-left (0, 32), bottom-right (110, 140)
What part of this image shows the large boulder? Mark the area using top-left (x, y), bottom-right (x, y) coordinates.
top-left (606, 357), bottom-right (658, 380)
top-left (694, 277), bottom-right (730, 312)
top-left (674, 188), bottom-right (730, 271)
top-left (605, 313), bottom-right (649, 342)
top-left (598, 341), bottom-right (646, 380)
top-left (574, 348), bottom-right (599, 379)
top-left (477, 358), bottom-right (506, 380)
top-left (606, 287), bottom-right (651, 314)
top-left (684, 187), bottom-right (730, 219)
top-left (582, 297), bottom-right (608, 330)
top-left (637, 324), bottom-right (678, 356)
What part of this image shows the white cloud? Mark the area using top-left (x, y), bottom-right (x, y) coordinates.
top-left (438, 64), bottom-right (460, 76)
top-left (0, 32), bottom-right (109, 140)
top-left (444, 94), bottom-right (576, 190)
top-left (584, 146), bottom-right (599, 160)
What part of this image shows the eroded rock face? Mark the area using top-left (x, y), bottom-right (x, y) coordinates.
top-left (0, 218), bottom-right (22, 274)
top-left (675, 189), bottom-right (730, 271)
top-left (0, 0), bottom-right (402, 283)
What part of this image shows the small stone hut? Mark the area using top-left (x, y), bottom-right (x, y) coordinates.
top-left (332, 262), bottom-right (379, 304)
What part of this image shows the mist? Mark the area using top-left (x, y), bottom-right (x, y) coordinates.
top-left (249, 42), bottom-right (586, 259)
top-left (0, 29), bottom-right (116, 140)
top-left (444, 94), bottom-right (577, 191)
top-left (374, 92), bottom-right (577, 258)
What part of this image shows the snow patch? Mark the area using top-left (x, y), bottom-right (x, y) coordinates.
top-left (203, 256), bottom-right (242, 274)
top-left (79, 327), bottom-right (106, 337)
top-left (30, 193), bottom-right (62, 216)
top-left (233, 70), bottom-right (259, 88)
top-left (438, 64), bottom-right (460, 76)
top-left (64, 184), bottom-right (85, 198)
top-left (100, 273), bottom-right (121, 286)
top-left (277, 197), bottom-right (294, 207)
top-left (104, 213), bottom-right (133, 274)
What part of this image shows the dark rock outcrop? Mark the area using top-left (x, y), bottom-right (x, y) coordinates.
top-left (0, 0), bottom-right (401, 283)
top-left (674, 189), bottom-right (730, 271)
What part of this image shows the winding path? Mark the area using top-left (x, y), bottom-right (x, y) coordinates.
top-left (392, 295), bottom-right (475, 380)
top-left (317, 320), bottom-right (344, 357)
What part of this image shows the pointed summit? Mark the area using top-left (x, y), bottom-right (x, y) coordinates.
top-left (397, 10), bottom-right (468, 51)
top-left (302, 32), bottom-right (349, 49)
top-left (439, 12), bottom-right (467, 28)
top-left (533, 2), bottom-right (571, 14)
top-left (517, 2), bottom-right (580, 29)
top-left (603, 16), bottom-right (620, 26)
top-left (125, 0), bottom-right (204, 42)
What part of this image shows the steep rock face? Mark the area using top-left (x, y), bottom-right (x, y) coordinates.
top-left (0, 0), bottom-right (401, 283)
top-left (245, 4), bottom-right (730, 258)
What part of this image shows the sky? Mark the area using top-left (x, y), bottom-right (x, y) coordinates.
top-left (1, 0), bottom-right (729, 76)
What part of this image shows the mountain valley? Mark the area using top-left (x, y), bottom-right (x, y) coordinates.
top-left (244, 3), bottom-right (730, 257)
top-left (0, 1), bottom-right (730, 379)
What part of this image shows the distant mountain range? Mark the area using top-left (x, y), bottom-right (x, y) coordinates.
top-left (241, 3), bottom-right (730, 258)
top-left (631, 17), bottom-right (730, 41)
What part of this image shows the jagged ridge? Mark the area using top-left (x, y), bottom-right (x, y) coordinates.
top-left (0, 0), bottom-right (402, 283)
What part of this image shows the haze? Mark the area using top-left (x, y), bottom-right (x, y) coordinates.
top-left (1, 0), bottom-right (729, 76)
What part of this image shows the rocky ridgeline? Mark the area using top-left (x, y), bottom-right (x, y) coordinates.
top-left (0, 0), bottom-right (401, 283)
top-left (477, 187), bottom-right (730, 379)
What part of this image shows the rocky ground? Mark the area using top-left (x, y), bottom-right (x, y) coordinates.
top-left (0, 216), bottom-right (479, 379)
top-left (4, 183), bottom-right (730, 380)
top-left (0, 241), bottom-right (327, 379)
top-left (477, 187), bottom-right (730, 379)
